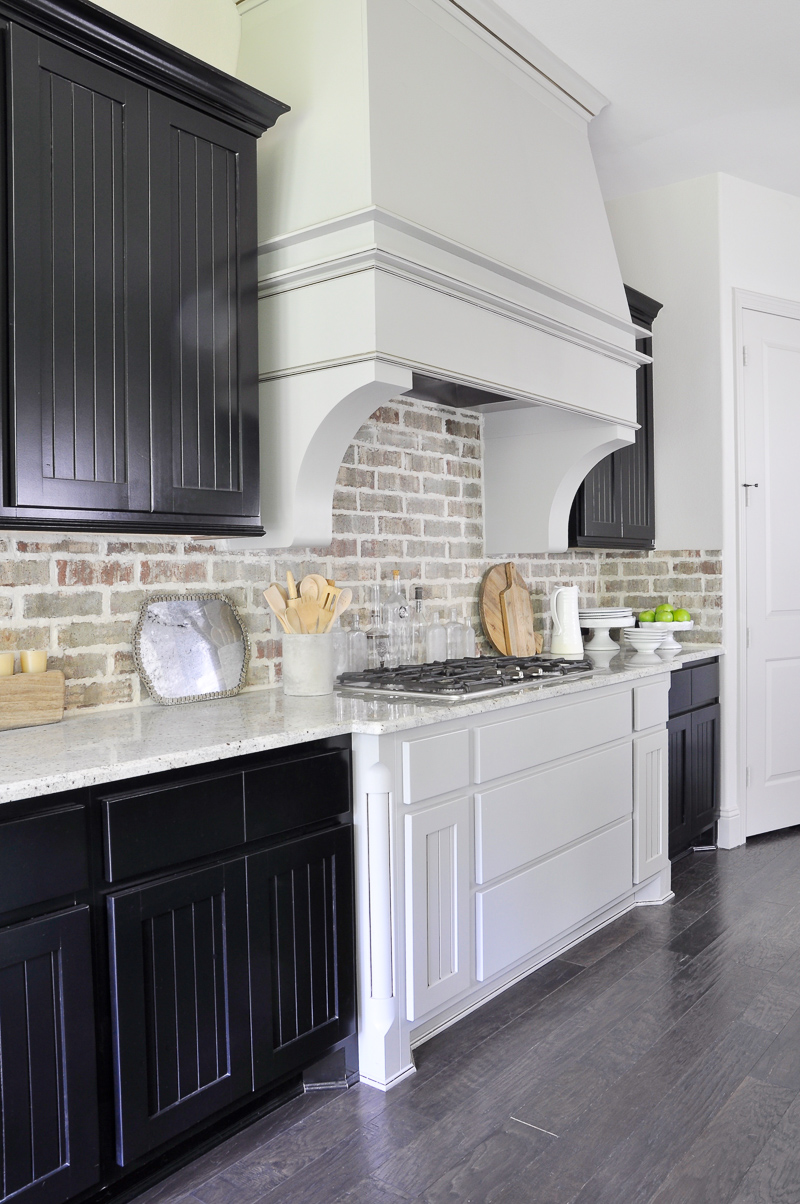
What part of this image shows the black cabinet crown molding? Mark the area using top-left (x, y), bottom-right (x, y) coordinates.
top-left (0, 0), bottom-right (289, 135)
top-left (625, 284), bottom-right (663, 332)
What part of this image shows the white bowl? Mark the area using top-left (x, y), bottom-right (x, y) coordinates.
top-left (623, 629), bottom-right (666, 649)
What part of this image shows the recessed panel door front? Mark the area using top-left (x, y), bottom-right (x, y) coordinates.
top-left (8, 25), bottom-right (151, 514)
top-left (148, 93), bottom-right (260, 520)
top-left (742, 307), bottom-right (800, 834)
top-left (107, 860), bottom-right (251, 1165)
top-left (0, 908), bottom-right (99, 1204)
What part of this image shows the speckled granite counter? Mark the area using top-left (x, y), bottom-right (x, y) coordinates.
top-left (0, 645), bottom-right (722, 803)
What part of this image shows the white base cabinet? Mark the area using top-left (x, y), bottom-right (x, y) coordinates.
top-left (353, 674), bottom-right (672, 1089)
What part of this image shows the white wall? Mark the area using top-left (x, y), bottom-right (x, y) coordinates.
top-left (91, 0), bottom-right (241, 75)
top-left (606, 171), bottom-right (800, 848)
top-left (606, 176), bottom-right (724, 552)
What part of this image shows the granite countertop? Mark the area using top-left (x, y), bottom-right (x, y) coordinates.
top-left (0, 645), bottom-right (723, 804)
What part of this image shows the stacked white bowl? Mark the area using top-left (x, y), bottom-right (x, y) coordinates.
top-left (623, 626), bottom-right (666, 652)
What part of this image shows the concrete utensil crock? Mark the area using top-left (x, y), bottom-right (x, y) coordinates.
top-left (282, 633), bottom-right (335, 696)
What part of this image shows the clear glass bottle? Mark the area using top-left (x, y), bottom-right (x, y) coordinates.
top-left (426, 610), bottom-right (447, 662)
top-left (331, 617), bottom-right (348, 678)
top-left (463, 618), bottom-right (477, 658)
top-left (410, 585), bottom-right (428, 664)
top-left (445, 606), bottom-right (465, 659)
top-left (385, 569), bottom-right (411, 666)
top-left (346, 612), bottom-right (368, 672)
top-left (366, 585), bottom-right (390, 669)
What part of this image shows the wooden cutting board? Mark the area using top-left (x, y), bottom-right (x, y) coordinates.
top-left (479, 563), bottom-right (541, 656)
top-left (0, 670), bottom-right (65, 732)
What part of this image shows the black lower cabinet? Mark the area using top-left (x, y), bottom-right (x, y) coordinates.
top-left (0, 907), bottom-right (99, 1204)
top-left (108, 860), bottom-right (252, 1166)
top-left (0, 736), bottom-right (354, 1204)
top-left (668, 659), bottom-right (721, 859)
top-left (248, 826), bottom-right (355, 1090)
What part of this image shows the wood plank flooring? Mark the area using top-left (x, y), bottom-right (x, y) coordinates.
top-left (131, 828), bottom-right (800, 1204)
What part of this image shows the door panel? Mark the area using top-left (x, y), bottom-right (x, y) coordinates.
top-left (9, 25), bottom-right (151, 513)
top-left (148, 94), bottom-right (259, 518)
top-left (247, 826), bottom-right (355, 1090)
top-left (668, 712), bottom-right (692, 859)
top-left (0, 908), bottom-right (99, 1204)
top-left (691, 703), bottom-right (720, 838)
top-left (742, 308), bottom-right (800, 834)
top-left (107, 860), bottom-right (251, 1165)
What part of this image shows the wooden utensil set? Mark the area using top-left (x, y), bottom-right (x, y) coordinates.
top-left (264, 572), bottom-right (352, 635)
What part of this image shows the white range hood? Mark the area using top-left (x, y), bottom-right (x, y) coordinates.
top-left (236, 0), bottom-right (645, 553)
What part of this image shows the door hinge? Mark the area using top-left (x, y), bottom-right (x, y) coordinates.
top-left (743, 345), bottom-right (749, 367)
top-left (746, 766), bottom-right (751, 787)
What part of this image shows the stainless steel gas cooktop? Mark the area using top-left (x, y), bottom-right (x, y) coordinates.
top-left (336, 655), bottom-right (595, 702)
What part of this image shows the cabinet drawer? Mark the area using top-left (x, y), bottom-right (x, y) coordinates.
top-left (691, 661), bottom-right (719, 708)
top-left (668, 667), bottom-right (692, 717)
top-left (244, 748), bottom-right (350, 841)
top-left (0, 805), bottom-right (88, 914)
top-left (633, 679), bottom-right (669, 731)
top-left (475, 743), bottom-right (632, 883)
top-left (475, 820), bottom-right (632, 981)
top-left (403, 728), bottom-right (470, 804)
top-left (474, 691), bottom-right (631, 783)
top-left (101, 773), bottom-right (245, 881)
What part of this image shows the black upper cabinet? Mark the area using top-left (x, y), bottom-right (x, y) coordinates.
top-left (570, 286), bottom-right (663, 550)
top-left (0, 0), bottom-right (287, 534)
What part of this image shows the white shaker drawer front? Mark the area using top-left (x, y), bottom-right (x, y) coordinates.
top-left (474, 690), bottom-right (631, 783)
top-left (475, 742), bottom-right (633, 884)
top-left (402, 728), bottom-right (470, 805)
top-left (633, 679), bottom-right (670, 732)
top-left (475, 820), bottom-right (633, 981)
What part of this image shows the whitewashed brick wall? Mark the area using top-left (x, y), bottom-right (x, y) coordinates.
top-left (0, 398), bottom-right (721, 711)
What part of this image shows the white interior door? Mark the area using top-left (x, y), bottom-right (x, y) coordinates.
top-left (743, 306), bottom-right (800, 835)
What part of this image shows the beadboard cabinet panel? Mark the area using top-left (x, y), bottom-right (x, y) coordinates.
top-left (0, 907), bottom-right (99, 1204)
top-left (107, 860), bottom-right (252, 1166)
top-left (9, 24), bottom-right (151, 514)
top-left (633, 728), bottom-right (669, 884)
top-left (247, 826), bottom-right (356, 1090)
top-left (405, 796), bottom-right (470, 1020)
top-left (149, 94), bottom-right (260, 520)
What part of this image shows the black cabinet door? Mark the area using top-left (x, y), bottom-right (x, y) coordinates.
top-left (107, 859), bottom-right (251, 1166)
top-left (148, 93), bottom-right (260, 521)
top-left (668, 711), bottom-right (692, 860)
top-left (247, 826), bottom-right (356, 1091)
top-left (690, 702), bottom-right (721, 838)
top-left (0, 907), bottom-right (99, 1204)
top-left (8, 24), bottom-right (151, 515)
top-left (570, 287), bottom-right (661, 549)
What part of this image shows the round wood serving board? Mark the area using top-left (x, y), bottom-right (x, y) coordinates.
top-left (479, 563), bottom-right (541, 656)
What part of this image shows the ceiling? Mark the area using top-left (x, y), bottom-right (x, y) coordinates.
top-left (492, 0), bottom-right (800, 201)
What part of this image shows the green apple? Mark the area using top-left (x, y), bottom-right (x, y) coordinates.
top-left (673, 608), bottom-right (691, 622)
top-left (638, 610), bottom-right (656, 623)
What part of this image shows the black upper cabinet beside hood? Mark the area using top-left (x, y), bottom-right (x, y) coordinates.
top-left (0, 0), bottom-right (288, 534)
top-left (570, 287), bottom-right (663, 551)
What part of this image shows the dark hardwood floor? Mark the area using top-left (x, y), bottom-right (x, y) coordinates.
top-left (131, 828), bottom-right (800, 1203)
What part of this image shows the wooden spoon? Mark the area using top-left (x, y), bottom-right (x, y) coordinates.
top-left (309, 573), bottom-right (329, 601)
top-left (299, 576), bottom-right (319, 602)
top-left (263, 585), bottom-right (293, 634)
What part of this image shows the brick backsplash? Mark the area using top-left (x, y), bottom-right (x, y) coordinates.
top-left (0, 399), bottom-right (722, 712)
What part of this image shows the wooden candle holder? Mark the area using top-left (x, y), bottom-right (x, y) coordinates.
top-left (0, 670), bottom-right (65, 732)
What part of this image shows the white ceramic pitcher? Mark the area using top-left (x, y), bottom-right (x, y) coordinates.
top-left (550, 586), bottom-right (584, 657)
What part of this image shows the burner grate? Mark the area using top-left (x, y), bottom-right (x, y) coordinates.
top-left (336, 655), bottom-right (594, 700)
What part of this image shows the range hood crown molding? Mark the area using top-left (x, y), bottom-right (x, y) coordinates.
top-left (440, 0), bottom-right (610, 119)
